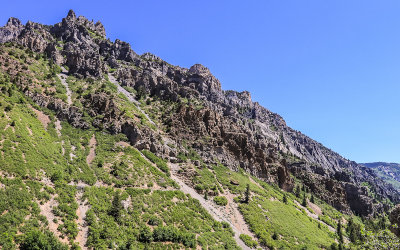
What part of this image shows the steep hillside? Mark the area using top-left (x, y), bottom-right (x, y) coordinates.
top-left (0, 10), bottom-right (400, 249)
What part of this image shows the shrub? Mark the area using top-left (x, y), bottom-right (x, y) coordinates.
top-left (50, 171), bottom-right (63, 182)
top-left (138, 226), bottom-right (153, 243)
top-left (147, 215), bottom-right (161, 226)
top-left (152, 226), bottom-right (196, 248)
top-left (4, 105), bottom-right (12, 112)
top-left (239, 234), bottom-right (258, 248)
top-left (20, 230), bottom-right (68, 250)
top-left (213, 196), bottom-right (228, 206)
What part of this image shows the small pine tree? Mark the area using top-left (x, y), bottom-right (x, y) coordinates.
top-left (204, 190), bottom-right (208, 200)
top-left (295, 185), bottom-right (301, 198)
top-left (109, 191), bottom-right (123, 222)
top-left (378, 215), bottom-right (386, 230)
top-left (310, 194), bottom-right (315, 203)
top-left (302, 193), bottom-right (307, 207)
top-left (283, 194), bottom-right (288, 204)
top-left (244, 184), bottom-right (250, 203)
top-left (337, 219), bottom-right (343, 243)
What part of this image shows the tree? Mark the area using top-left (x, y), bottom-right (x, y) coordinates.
top-left (283, 194), bottom-right (288, 204)
top-left (295, 185), bottom-right (301, 198)
top-left (310, 194), bottom-right (315, 203)
top-left (244, 184), bottom-right (250, 203)
top-left (109, 191), bottom-right (123, 222)
top-left (204, 190), bottom-right (208, 200)
top-left (137, 86), bottom-right (147, 100)
top-left (378, 215), bottom-right (386, 230)
top-left (337, 219), bottom-right (343, 243)
top-left (302, 193), bottom-right (307, 207)
top-left (347, 218), bottom-right (361, 243)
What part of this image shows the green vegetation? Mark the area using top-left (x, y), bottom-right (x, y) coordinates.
top-left (19, 230), bottom-right (68, 250)
top-left (213, 196), bottom-right (228, 206)
top-left (181, 161), bottom-right (337, 249)
top-left (0, 44), bottom-right (238, 249)
top-left (239, 234), bottom-right (258, 248)
top-left (84, 188), bottom-right (239, 249)
top-left (141, 149), bottom-right (170, 176)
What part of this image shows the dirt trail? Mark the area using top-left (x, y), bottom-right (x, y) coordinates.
top-left (86, 134), bottom-right (96, 165)
top-left (108, 74), bottom-right (155, 126)
top-left (225, 192), bottom-right (255, 238)
top-left (75, 185), bottom-right (89, 249)
top-left (58, 67), bottom-right (72, 105)
top-left (169, 163), bottom-right (251, 250)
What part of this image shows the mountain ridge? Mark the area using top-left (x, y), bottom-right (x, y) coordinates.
top-left (362, 162), bottom-right (400, 191)
top-left (0, 9), bottom-right (398, 217)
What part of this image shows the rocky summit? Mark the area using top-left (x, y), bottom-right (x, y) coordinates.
top-left (0, 10), bottom-right (400, 249)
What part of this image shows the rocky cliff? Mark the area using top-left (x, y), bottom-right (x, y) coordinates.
top-left (1, 10), bottom-right (398, 216)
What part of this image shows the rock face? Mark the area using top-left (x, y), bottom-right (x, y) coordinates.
top-left (0, 17), bottom-right (23, 43)
top-left (0, 10), bottom-right (398, 216)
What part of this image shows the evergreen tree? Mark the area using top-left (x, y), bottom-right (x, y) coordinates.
top-left (204, 190), bottom-right (208, 200)
top-left (109, 191), bottom-right (123, 222)
top-left (337, 219), bottom-right (343, 243)
top-left (302, 193), bottom-right (307, 207)
top-left (295, 185), bottom-right (301, 198)
top-left (310, 194), bottom-right (315, 203)
top-left (283, 194), bottom-right (288, 204)
top-left (378, 215), bottom-right (386, 230)
top-left (347, 218), bottom-right (362, 243)
top-left (244, 184), bottom-right (250, 203)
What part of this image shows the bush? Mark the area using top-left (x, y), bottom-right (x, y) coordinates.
top-left (213, 196), bottom-right (228, 206)
top-left (4, 105), bottom-right (12, 112)
top-left (239, 234), bottom-right (258, 248)
top-left (147, 215), bottom-right (161, 226)
top-left (20, 230), bottom-right (68, 250)
top-left (138, 226), bottom-right (153, 243)
top-left (153, 226), bottom-right (196, 247)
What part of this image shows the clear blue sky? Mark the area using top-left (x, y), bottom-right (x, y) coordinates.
top-left (2, 1), bottom-right (400, 163)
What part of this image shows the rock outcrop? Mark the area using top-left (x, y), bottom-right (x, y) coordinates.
top-left (0, 17), bottom-right (23, 43)
top-left (390, 204), bottom-right (400, 236)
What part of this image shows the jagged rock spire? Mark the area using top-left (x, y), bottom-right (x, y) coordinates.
top-left (66, 9), bottom-right (76, 20)
top-left (6, 17), bottom-right (22, 27)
